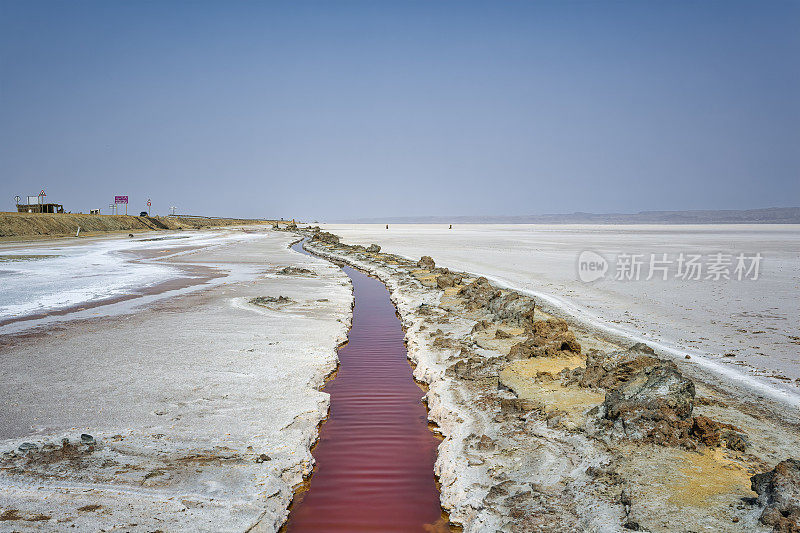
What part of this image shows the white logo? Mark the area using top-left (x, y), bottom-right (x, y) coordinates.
top-left (577, 250), bottom-right (608, 282)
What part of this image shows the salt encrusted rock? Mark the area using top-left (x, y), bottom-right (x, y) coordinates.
top-left (690, 415), bottom-right (747, 451)
top-left (417, 255), bottom-right (436, 270)
top-left (250, 295), bottom-right (294, 306)
top-left (722, 429), bottom-right (748, 452)
top-left (416, 303), bottom-right (436, 316)
top-left (431, 332), bottom-right (459, 349)
top-left (499, 398), bottom-right (537, 417)
top-left (578, 344), bottom-right (662, 390)
top-left (459, 277), bottom-right (500, 309)
top-left (471, 320), bottom-right (493, 333)
top-left (458, 277), bottom-right (536, 326)
top-left (751, 459), bottom-right (800, 532)
top-left (488, 292), bottom-right (536, 328)
top-left (80, 434), bottom-right (96, 445)
top-left (568, 344), bottom-right (747, 449)
top-left (599, 359), bottom-right (696, 447)
top-left (436, 272), bottom-right (462, 289)
top-left (278, 266), bottom-right (315, 276)
top-left (311, 231), bottom-right (339, 244)
top-left (530, 319), bottom-right (579, 351)
top-left (366, 244), bottom-right (381, 253)
top-left (445, 351), bottom-right (492, 381)
top-left (691, 415), bottom-right (726, 447)
top-left (507, 318), bottom-right (581, 360)
top-left (495, 328), bottom-right (512, 339)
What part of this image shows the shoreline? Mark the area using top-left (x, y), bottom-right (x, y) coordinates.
top-left (462, 271), bottom-right (800, 414)
top-left (0, 263), bottom-right (223, 330)
top-left (0, 228), bottom-right (275, 337)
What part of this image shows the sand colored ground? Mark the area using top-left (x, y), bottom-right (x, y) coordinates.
top-left (0, 211), bottom-right (275, 240)
top-left (500, 357), bottom-right (604, 431)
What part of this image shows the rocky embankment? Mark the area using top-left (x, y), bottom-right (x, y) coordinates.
top-left (299, 227), bottom-right (800, 533)
top-left (0, 212), bottom-right (273, 239)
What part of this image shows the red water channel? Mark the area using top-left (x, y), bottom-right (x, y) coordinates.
top-left (285, 242), bottom-right (444, 532)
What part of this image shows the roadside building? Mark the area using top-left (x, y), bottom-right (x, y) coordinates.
top-left (15, 193), bottom-right (64, 213)
top-left (17, 202), bottom-right (64, 213)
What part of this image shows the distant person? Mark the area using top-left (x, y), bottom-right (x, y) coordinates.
top-left (386, 224), bottom-right (389, 229)
top-left (449, 224), bottom-right (452, 229)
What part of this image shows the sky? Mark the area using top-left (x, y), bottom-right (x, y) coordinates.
top-left (1, 1), bottom-right (798, 220)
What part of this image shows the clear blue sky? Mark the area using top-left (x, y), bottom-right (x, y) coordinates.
top-left (1, 1), bottom-right (798, 219)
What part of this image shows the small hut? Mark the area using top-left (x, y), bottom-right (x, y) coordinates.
top-left (17, 202), bottom-right (64, 213)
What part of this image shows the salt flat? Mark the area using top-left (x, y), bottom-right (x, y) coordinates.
top-left (0, 230), bottom-right (266, 323)
top-left (322, 224), bottom-right (800, 400)
top-left (0, 229), bottom-right (352, 531)
top-left (304, 229), bottom-right (800, 532)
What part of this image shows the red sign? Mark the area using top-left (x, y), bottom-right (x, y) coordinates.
top-left (114, 196), bottom-right (128, 204)
top-left (40, 190), bottom-right (46, 196)
top-left (147, 199), bottom-right (151, 207)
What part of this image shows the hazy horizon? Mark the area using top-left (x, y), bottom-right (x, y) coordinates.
top-left (324, 206), bottom-right (800, 224)
top-left (2, 1), bottom-right (798, 219)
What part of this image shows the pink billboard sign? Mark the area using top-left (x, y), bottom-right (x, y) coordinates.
top-left (114, 196), bottom-right (128, 204)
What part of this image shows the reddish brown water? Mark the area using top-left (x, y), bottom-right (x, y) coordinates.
top-left (286, 242), bottom-right (443, 532)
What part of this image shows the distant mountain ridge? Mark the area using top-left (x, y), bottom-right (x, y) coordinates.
top-left (332, 207), bottom-right (800, 224)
